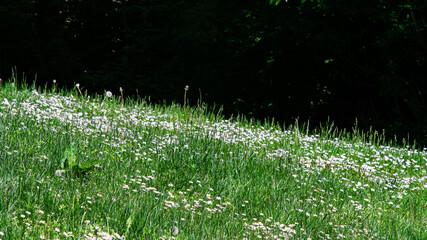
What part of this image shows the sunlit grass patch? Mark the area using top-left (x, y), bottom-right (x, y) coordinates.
top-left (0, 77), bottom-right (426, 239)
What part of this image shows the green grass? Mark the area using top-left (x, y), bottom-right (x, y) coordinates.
top-left (0, 77), bottom-right (426, 239)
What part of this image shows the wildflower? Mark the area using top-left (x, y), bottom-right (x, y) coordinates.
top-left (55, 170), bottom-right (65, 177)
top-left (106, 91), bottom-right (113, 98)
top-left (172, 226), bottom-right (179, 236)
top-left (76, 83), bottom-right (80, 88)
top-left (53, 79), bottom-right (57, 84)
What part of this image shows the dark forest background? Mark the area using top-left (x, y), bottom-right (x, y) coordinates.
top-left (1, 0), bottom-right (426, 147)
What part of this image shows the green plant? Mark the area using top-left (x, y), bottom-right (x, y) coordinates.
top-left (59, 142), bottom-right (105, 177)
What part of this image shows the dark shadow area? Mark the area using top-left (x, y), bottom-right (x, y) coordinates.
top-left (1, 0), bottom-right (426, 147)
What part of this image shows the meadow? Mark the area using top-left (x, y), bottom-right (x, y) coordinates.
top-left (0, 77), bottom-right (426, 239)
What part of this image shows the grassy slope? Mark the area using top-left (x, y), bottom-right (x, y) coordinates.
top-left (0, 81), bottom-right (426, 239)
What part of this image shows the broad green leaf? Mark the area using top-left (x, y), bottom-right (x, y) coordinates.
top-left (78, 159), bottom-right (105, 170)
top-left (126, 215), bottom-right (134, 233)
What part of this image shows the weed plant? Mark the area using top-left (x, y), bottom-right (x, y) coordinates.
top-left (0, 76), bottom-right (426, 239)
